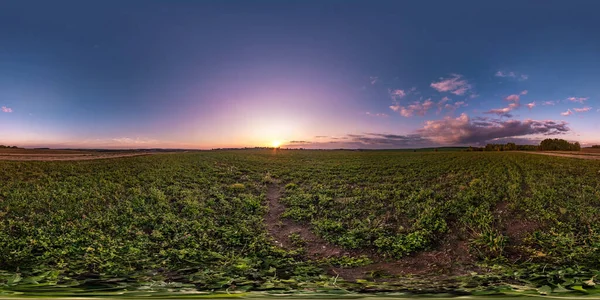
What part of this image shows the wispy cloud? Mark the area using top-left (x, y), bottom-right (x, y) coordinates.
top-left (520, 90), bottom-right (528, 95)
top-left (485, 102), bottom-right (520, 118)
top-left (566, 97), bottom-right (589, 103)
top-left (366, 111), bottom-right (389, 117)
top-left (389, 89), bottom-right (406, 99)
top-left (444, 101), bottom-right (467, 113)
top-left (436, 96), bottom-right (451, 113)
top-left (542, 101), bottom-right (556, 106)
top-left (1, 106), bottom-right (13, 113)
top-left (526, 102), bottom-right (536, 109)
top-left (419, 113), bottom-right (569, 144)
top-left (573, 107), bottom-right (592, 113)
top-left (390, 98), bottom-right (434, 117)
top-left (495, 71), bottom-right (529, 81)
top-left (505, 94), bottom-right (521, 102)
top-left (561, 109), bottom-right (573, 116)
top-left (370, 76), bottom-right (378, 85)
top-left (430, 74), bottom-right (472, 95)
top-left (111, 137), bottom-right (159, 145)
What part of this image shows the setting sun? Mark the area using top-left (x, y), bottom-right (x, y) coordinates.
top-left (271, 140), bottom-right (282, 148)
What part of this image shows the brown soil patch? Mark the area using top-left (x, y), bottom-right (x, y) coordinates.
top-left (0, 150), bottom-right (154, 161)
top-left (494, 201), bottom-right (543, 262)
top-left (265, 184), bottom-right (350, 258)
top-left (265, 184), bottom-right (477, 281)
top-left (524, 151), bottom-right (600, 160)
top-left (328, 228), bottom-right (476, 281)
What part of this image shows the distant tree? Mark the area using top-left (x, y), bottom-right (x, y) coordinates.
top-left (480, 143), bottom-right (538, 151)
top-left (592, 145), bottom-right (600, 148)
top-left (539, 138), bottom-right (581, 151)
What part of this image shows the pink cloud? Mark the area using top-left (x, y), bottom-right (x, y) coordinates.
top-left (542, 101), bottom-right (556, 106)
top-left (561, 109), bottom-right (573, 116)
top-left (390, 99), bottom-right (434, 117)
top-left (430, 74), bottom-right (472, 95)
top-left (436, 96), bottom-right (451, 113)
top-left (1, 106), bottom-right (13, 113)
top-left (485, 102), bottom-right (520, 117)
top-left (573, 107), bottom-right (592, 113)
top-left (389, 89), bottom-right (406, 99)
top-left (365, 111), bottom-right (389, 117)
top-left (419, 113), bottom-right (569, 144)
top-left (444, 101), bottom-right (468, 113)
top-left (520, 90), bottom-right (528, 95)
top-left (505, 94), bottom-right (520, 102)
top-left (566, 97), bottom-right (589, 103)
top-left (526, 102), bottom-right (536, 109)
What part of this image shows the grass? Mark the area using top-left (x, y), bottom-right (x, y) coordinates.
top-left (1, 150), bottom-right (600, 297)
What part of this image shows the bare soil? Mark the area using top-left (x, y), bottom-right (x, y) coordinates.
top-left (0, 149), bottom-right (153, 161)
top-left (265, 183), bottom-right (477, 281)
top-left (524, 151), bottom-right (600, 160)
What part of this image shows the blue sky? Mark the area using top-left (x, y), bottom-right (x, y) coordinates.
top-left (1, 0), bottom-right (599, 148)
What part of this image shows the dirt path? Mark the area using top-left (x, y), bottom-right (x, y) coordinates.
top-left (265, 184), bottom-right (350, 258)
top-left (523, 151), bottom-right (600, 160)
top-left (264, 184), bottom-right (477, 280)
top-left (0, 152), bottom-right (153, 161)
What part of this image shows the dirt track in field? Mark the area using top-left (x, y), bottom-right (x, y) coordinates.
top-left (524, 151), bottom-right (600, 160)
top-left (0, 151), bottom-right (153, 161)
top-left (265, 183), bottom-right (477, 280)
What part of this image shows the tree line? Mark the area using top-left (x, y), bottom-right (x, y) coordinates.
top-left (467, 138), bottom-right (580, 152)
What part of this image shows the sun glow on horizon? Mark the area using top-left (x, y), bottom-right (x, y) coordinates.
top-left (271, 140), bottom-right (282, 148)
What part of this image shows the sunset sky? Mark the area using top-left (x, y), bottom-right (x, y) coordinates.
top-left (1, 0), bottom-right (599, 149)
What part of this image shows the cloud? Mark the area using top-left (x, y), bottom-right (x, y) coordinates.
top-left (1, 106), bottom-right (13, 113)
top-left (505, 94), bottom-right (520, 102)
top-left (495, 71), bottom-right (516, 78)
top-left (495, 71), bottom-right (529, 81)
top-left (561, 109), bottom-right (573, 116)
top-left (389, 89), bottom-right (406, 99)
top-left (390, 98), bottom-right (434, 117)
top-left (111, 137), bottom-right (159, 144)
top-left (485, 102), bottom-right (520, 117)
top-left (566, 97), bottom-right (589, 103)
top-left (419, 113), bottom-right (569, 144)
top-left (573, 107), bottom-right (592, 113)
top-left (444, 101), bottom-right (467, 113)
top-left (526, 102), bottom-right (536, 109)
top-left (436, 96), bottom-right (451, 113)
top-left (348, 133), bottom-right (429, 146)
top-left (430, 74), bottom-right (472, 95)
top-left (520, 90), bottom-right (528, 95)
top-left (288, 140), bottom-right (310, 144)
top-left (542, 101), bottom-right (556, 106)
top-left (366, 111), bottom-right (389, 117)
top-left (370, 76), bottom-right (378, 85)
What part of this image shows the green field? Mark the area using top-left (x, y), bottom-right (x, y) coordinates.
top-left (1, 150), bottom-right (600, 297)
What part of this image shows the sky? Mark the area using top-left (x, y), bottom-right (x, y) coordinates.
top-left (1, 0), bottom-right (599, 149)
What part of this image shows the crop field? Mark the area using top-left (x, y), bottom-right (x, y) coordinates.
top-left (1, 150), bottom-right (600, 297)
